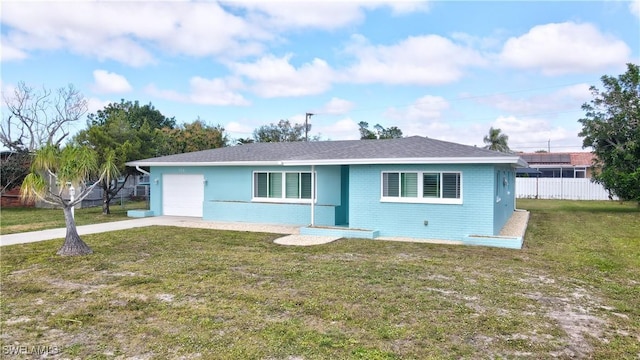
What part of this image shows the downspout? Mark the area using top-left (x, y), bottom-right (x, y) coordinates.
top-left (136, 166), bottom-right (152, 204)
top-left (311, 165), bottom-right (315, 226)
top-left (135, 166), bottom-right (150, 176)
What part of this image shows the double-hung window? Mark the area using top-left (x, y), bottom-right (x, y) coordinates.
top-left (253, 171), bottom-right (314, 202)
top-left (381, 171), bottom-right (462, 204)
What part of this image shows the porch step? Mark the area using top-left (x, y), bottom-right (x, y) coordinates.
top-left (127, 210), bottom-right (155, 218)
top-left (300, 226), bottom-right (379, 239)
top-left (462, 234), bottom-right (523, 249)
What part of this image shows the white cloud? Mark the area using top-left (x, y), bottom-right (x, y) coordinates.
top-left (499, 22), bottom-right (631, 75)
top-left (1, 1), bottom-right (429, 67)
top-left (491, 115), bottom-right (577, 151)
top-left (230, 54), bottom-right (335, 98)
top-left (91, 70), bottom-right (133, 94)
top-left (476, 83), bottom-right (592, 115)
top-left (86, 97), bottom-right (113, 114)
top-left (381, 95), bottom-right (451, 138)
top-left (232, 2), bottom-right (366, 31)
top-left (231, 1), bottom-right (428, 31)
top-left (631, 0), bottom-right (640, 18)
top-left (1, 2), bottom-right (266, 66)
top-left (0, 39), bottom-right (28, 61)
top-left (146, 77), bottom-right (250, 106)
top-left (313, 117), bottom-right (361, 140)
top-left (385, 95), bottom-right (450, 121)
top-left (225, 121), bottom-right (255, 137)
top-left (450, 32), bottom-right (502, 50)
top-left (343, 34), bottom-right (486, 85)
top-left (319, 97), bottom-right (354, 115)
top-left (383, 0), bottom-right (430, 15)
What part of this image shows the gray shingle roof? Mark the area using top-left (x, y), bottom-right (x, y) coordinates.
top-left (127, 136), bottom-right (526, 166)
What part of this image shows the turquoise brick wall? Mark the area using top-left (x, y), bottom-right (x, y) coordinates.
top-left (149, 163), bottom-right (517, 240)
top-left (150, 165), bottom-right (342, 225)
top-left (204, 201), bottom-right (335, 226)
top-left (348, 164), bottom-right (498, 241)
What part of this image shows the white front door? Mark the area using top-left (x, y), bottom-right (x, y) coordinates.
top-left (162, 174), bottom-right (204, 217)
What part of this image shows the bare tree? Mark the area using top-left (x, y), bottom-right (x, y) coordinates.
top-left (1, 82), bottom-right (87, 195)
top-left (1, 81), bottom-right (87, 151)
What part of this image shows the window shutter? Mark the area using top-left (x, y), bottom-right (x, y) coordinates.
top-left (301, 173), bottom-right (312, 199)
top-left (423, 173), bottom-right (439, 198)
top-left (255, 173), bottom-right (267, 198)
top-left (286, 173), bottom-right (300, 198)
top-left (383, 173), bottom-right (399, 197)
top-left (401, 173), bottom-right (418, 197)
top-left (269, 173), bottom-right (282, 198)
top-left (442, 173), bottom-right (460, 199)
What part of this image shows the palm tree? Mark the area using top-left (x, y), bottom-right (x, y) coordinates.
top-left (20, 145), bottom-right (118, 256)
top-left (483, 127), bottom-right (511, 153)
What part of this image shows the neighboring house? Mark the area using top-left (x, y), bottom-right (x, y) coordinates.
top-left (515, 152), bottom-right (612, 201)
top-left (516, 152), bottom-right (596, 178)
top-left (126, 136), bottom-right (527, 247)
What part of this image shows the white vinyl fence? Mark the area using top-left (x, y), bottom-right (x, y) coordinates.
top-left (516, 178), bottom-right (617, 200)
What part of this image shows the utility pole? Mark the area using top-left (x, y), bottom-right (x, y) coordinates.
top-left (305, 112), bottom-right (314, 141)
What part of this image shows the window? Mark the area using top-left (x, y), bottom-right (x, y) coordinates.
top-left (253, 171), bottom-right (314, 202)
top-left (561, 168), bottom-right (575, 178)
top-left (381, 171), bottom-right (462, 204)
top-left (382, 172), bottom-right (417, 198)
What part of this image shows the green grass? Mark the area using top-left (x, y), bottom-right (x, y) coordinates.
top-left (1, 200), bottom-right (639, 359)
top-left (0, 201), bottom-right (148, 235)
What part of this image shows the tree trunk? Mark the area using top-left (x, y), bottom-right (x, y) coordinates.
top-left (102, 181), bottom-right (111, 215)
top-left (57, 206), bottom-right (93, 256)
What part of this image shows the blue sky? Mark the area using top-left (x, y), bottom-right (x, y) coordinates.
top-left (2, 1), bottom-right (638, 152)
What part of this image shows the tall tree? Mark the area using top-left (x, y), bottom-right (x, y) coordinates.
top-left (87, 99), bottom-right (175, 130)
top-left (158, 118), bottom-right (228, 154)
top-left (75, 100), bottom-right (175, 214)
top-left (236, 137), bottom-right (255, 145)
top-left (483, 127), bottom-right (511, 153)
top-left (20, 145), bottom-right (118, 256)
top-left (358, 121), bottom-right (377, 139)
top-left (253, 119), bottom-right (317, 142)
top-left (578, 63), bottom-right (640, 204)
top-left (358, 121), bottom-right (403, 139)
top-left (375, 124), bottom-right (403, 139)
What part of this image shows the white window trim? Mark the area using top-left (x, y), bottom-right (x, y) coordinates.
top-left (380, 171), bottom-right (463, 205)
top-left (252, 171), bottom-right (317, 204)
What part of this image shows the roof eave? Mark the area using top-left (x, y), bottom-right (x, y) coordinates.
top-left (125, 161), bottom-right (285, 167)
top-left (286, 157), bottom-right (528, 166)
top-left (127, 157), bottom-right (528, 168)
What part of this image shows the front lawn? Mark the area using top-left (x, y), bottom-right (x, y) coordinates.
top-left (1, 200), bottom-right (638, 359)
top-left (0, 201), bottom-right (148, 235)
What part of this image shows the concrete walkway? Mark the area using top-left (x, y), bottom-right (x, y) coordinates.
top-left (0, 216), bottom-right (338, 247)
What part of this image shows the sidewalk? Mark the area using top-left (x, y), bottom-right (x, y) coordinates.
top-left (0, 217), bottom-right (166, 247)
top-left (0, 217), bottom-right (339, 247)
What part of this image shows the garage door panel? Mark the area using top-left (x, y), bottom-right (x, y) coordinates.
top-left (162, 174), bottom-right (204, 217)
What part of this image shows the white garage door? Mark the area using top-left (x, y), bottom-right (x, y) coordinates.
top-left (162, 174), bottom-right (204, 217)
